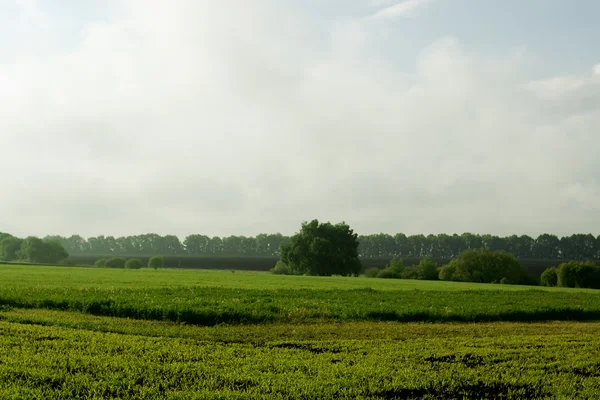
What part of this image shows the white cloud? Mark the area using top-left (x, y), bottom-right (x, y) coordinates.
top-left (594, 63), bottom-right (600, 75)
top-left (369, 0), bottom-right (434, 19)
top-left (1, 1), bottom-right (600, 238)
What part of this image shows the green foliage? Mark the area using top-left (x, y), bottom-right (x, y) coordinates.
top-left (439, 249), bottom-right (528, 284)
top-left (148, 256), bottom-right (164, 269)
top-left (556, 261), bottom-right (600, 289)
top-left (94, 259), bottom-right (107, 268)
top-left (540, 267), bottom-right (558, 287)
top-left (0, 236), bottom-right (23, 261)
top-left (1, 317), bottom-right (600, 399)
top-left (105, 257), bottom-right (126, 269)
top-left (124, 258), bottom-right (144, 270)
top-left (18, 237), bottom-right (69, 264)
top-left (416, 255), bottom-right (439, 280)
top-left (19, 230), bottom-right (600, 261)
top-left (376, 257), bottom-right (404, 279)
top-left (1, 265), bottom-right (599, 327)
top-left (363, 267), bottom-right (380, 278)
top-left (438, 263), bottom-right (456, 281)
top-left (280, 220), bottom-right (361, 276)
top-left (270, 261), bottom-right (293, 275)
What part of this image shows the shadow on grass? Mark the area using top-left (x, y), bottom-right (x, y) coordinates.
top-left (2, 297), bottom-right (600, 326)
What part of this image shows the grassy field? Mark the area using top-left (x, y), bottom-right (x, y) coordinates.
top-left (0, 264), bottom-right (594, 291)
top-left (1, 264), bottom-right (600, 398)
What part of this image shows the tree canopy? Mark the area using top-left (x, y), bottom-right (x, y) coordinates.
top-left (280, 220), bottom-right (361, 276)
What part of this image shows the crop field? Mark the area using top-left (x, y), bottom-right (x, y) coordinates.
top-left (1, 265), bottom-right (600, 398)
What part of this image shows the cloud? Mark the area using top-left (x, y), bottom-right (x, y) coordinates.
top-left (1, 1), bottom-right (600, 238)
top-left (369, 0), bottom-right (434, 19)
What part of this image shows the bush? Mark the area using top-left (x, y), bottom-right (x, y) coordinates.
top-left (439, 264), bottom-right (456, 281)
top-left (438, 248), bottom-right (528, 285)
top-left (105, 257), bottom-right (126, 269)
top-left (363, 267), bottom-right (380, 278)
top-left (270, 261), bottom-right (293, 275)
top-left (540, 267), bottom-right (558, 287)
top-left (125, 258), bottom-right (144, 270)
top-left (148, 256), bottom-right (165, 269)
top-left (377, 258), bottom-right (405, 279)
top-left (94, 259), bottom-right (107, 268)
top-left (416, 255), bottom-right (439, 281)
top-left (556, 261), bottom-right (600, 289)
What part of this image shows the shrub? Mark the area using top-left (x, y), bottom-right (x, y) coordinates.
top-left (363, 267), bottom-right (380, 278)
top-left (377, 258), bottom-right (405, 279)
top-left (377, 268), bottom-right (400, 279)
top-left (439, 264), bottom-right (456, 281)
top-left (270, 261), bottom-right (293, 275)
top-left (438, 248), bottom-right (528, 285)
top-left (94, 259), bottom-right (107, 268)
top-left (125, 258), bottom-right (144, 270)
top-left (540, 267), bottom-right (558, 287)
top-left (105, 257), bottom-right (126, 269)
top-left (416, 255), bottom-right (439, 281)
top-left (148, 256), bottom-right (165, 269)
top-left (401, 267), bottom-right (420, 280)
top-left (556, 261), bottom-right (600, 289)
top-left (500, 277), bottom-right (510, 285)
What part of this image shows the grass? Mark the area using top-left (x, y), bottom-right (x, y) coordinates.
top-left (0, 264), bottom-right (594, 292)
top-left (2, 265), bottom-right (600, 398)
top-left (1, 265), bottom-right (600, 326)
top-left (0, 313), bottom-right (599, 399)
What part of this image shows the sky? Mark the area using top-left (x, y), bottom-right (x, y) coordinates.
top-left (1, 0), bottom-right (600, 239)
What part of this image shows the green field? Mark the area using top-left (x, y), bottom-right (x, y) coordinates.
top-left (1, 265), bottom-right (600, 398)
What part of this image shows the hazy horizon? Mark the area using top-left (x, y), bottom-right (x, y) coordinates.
top-left (2, 0), bottom-right (600, 239)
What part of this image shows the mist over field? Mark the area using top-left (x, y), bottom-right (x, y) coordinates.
top-left (1, 0), bottom-right (600, 238)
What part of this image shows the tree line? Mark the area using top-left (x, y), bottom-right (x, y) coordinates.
top-left (40, 232), bottom-right (600, 260)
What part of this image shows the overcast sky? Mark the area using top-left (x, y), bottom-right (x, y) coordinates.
top-left (1, 0), bottom-right (600, 239)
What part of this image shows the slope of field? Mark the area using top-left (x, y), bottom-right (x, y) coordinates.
top-left (1, 265), bottom-right (600, 325)
top-left (0, 264), bottom-right (589, 291)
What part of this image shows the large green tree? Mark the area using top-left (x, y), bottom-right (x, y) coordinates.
top-left (280, 220), bottom-right (361, 277)
top-left (19, 237), bottom-right (69, 263)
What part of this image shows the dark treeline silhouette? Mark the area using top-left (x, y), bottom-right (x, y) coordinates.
top-left (43, 232), bottom-right (600, 261)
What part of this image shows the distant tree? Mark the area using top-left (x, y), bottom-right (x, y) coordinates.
top-left (148, 255), bottom-right (165, 269)
top-left (394, 233), bottom-right (410, 257)
top-left (125, 258), bottom-right (144, 269)
top-left (94, 259), bottom-right (107, 268)
top-left (407, 234), bottom-right (428, 257)
top-left (531, 234), bottom-right (560, 259)
top-left (0, 236), bottom-right (24, 261)
top-left (460, 233), bottom-right (484, 251)
top-left (184, 234), bottom-right (211, 255)
top-left (19, 237), bottom-right (69, 264)
top-left (280, 220), bottom-right (361, 277)
top-left (105, 257), bottom-right (126, 269)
